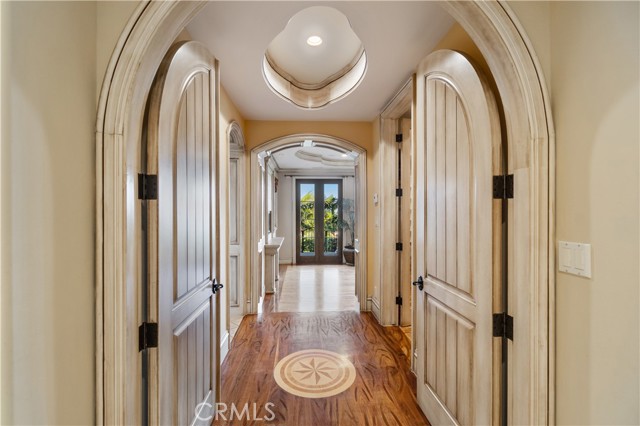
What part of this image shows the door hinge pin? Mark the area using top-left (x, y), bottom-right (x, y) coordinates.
top-left (396, 188), bottom-right (403, 197)
top-left (395, 296), bottom-right (403, 305)
top-left (395, 134), bottom-right (403, 143)
top-left (396, 242), bottom-right (403, 251)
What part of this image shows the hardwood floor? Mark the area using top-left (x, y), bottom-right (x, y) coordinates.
top-left (273, 264), bottom-right (359, 313)
top-left (213, 309), bottom-right (429, 425)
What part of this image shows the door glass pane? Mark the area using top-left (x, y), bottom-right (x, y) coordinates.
top-left (299, 183), bottom-right (315, 255)
top-left (324, 183), bottom-right (339, 255)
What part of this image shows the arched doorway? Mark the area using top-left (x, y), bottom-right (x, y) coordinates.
top-left (95, 2), bottom-right (554, 424)
top-left (248, 134), bottom-right (368, 314)
top-left (226, 121), bottom-right (246, 354)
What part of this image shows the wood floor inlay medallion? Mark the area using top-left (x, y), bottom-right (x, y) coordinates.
top-left (274, 349), bottom-right (356, 398)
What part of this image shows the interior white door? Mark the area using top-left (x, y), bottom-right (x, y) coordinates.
top-left (145, 41), bottom-right (220, 425)
top-left (414, 49), bottom-right (502, 425)
top-left (229, 153), bottom-right (244, 313)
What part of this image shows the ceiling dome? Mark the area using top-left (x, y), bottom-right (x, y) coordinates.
top-left (263, 6), bottom-right (367, 109)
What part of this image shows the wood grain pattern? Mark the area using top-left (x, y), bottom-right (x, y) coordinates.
top-left (415, 49), bottom-right (500, 425)
top-left (213, 310), bottom-right (429, 426)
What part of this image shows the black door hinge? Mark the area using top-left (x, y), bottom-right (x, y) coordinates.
top-left (492, 174), bottom-right (514, 199)
top-left (138, 173), bottom-right (158, 200)
top-left (396, 188), bottom-right (403, 197)
top-left (395, 296), bottom-right (403, 306)
top-left (139, 322), bottom-right (158, 351)
top-left (493, 313), bottom-right (513, 340)
top-left (395, 134), bottom-right (403, 142)
top-left (396, 242), bottom-right (403, 251)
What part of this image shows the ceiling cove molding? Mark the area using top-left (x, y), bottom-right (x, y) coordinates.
top-left (294, 149), bottom-right (355, 167)
top-left (262, 51), bottom-right (367, 110)
top-left (279, 168), bottom-right (355, 177)
top-left (264, 47), bottom-right (366, 92)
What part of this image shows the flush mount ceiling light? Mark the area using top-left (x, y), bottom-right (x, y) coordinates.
top-left (263, 6), bottom-right (367, 109)
top-left (306, 35), bottom-right (323, 47)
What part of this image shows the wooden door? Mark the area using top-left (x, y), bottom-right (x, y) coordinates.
top-left (145, 41), bottom-right (220, 425)
top-left (296, 179), bottom-right (343, 265)
top-left (414, 50), bottom-right (502, 425)
top-left (399, 118), bottom-right (413, 326)
top-left (229, 148), bottom-right (244, 314)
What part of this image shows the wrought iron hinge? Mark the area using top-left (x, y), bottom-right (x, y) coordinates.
top-left (395, 296), bottom-right (403, 306)
top-left (395, 134), bottom-right (403, 143)
top-left (492, 313), bottom-right (513, 340)
top-left (138, 173), bottom-right (158, 200)
top-left (493, 174), bottom-right (514, 199)
top-left (396, 242), bottom-right (403, 251)
top-left (139, 322), bottom-right (158, 351)
top-left (396, 188), bottom-right (403, 197)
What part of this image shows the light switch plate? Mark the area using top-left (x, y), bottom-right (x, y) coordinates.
top-left (558, 241), bottom-right (592, 278)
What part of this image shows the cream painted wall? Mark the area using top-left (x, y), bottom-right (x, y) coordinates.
top-left (245, 121), bottom-right (373, 152)
top-left (1, 2), bottom-right (97, 424)
top-left (511, 2), bottom-right (639, 424)
top-left (96, 1), bottom-right (140, 98)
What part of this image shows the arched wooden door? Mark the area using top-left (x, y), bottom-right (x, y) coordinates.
top-left (414, 49), bottom-right (502, 425)
top-left (145, 41), bottom-right (221, 425)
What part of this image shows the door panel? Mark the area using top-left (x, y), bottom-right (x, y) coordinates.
top-left (296, 179), bottom-right (343, 264)
top-left (229, 157), bottom-right (243, 309)
top-left (146, 41), bottom-right (220, 426)
top-left (415, 50), bottom-right (501, 425)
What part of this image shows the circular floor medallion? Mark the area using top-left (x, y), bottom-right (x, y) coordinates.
top-left (273, 349), bottom-right (356, 398)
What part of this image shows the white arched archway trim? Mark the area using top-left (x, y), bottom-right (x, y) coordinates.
top-left (227, 120), bottom-right (245, 153)
top-left (248, 134), bottom-right (367, 316)
top-left (95, 2), bottom-right (554, 425)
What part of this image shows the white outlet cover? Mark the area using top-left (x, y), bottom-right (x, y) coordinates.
top-left (558, 241), bottom-right (592, 278)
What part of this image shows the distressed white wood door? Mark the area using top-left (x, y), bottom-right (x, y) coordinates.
top-left (146, 41), bottom-right (220, 426)
top-left (414, 49), bottom-right (502, 425)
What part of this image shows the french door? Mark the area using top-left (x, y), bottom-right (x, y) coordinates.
top-left (296, 179), bottom-right (343, 264)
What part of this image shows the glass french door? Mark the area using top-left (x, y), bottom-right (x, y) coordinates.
top-left (296, 179), bottom-right (343, 264)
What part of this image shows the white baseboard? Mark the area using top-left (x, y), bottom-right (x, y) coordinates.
top-left (368, 297), bottom-right (381, 323)
top-left (220, 331), bottom-right (230, 363)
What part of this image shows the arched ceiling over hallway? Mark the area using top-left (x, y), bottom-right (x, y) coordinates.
top-left (187, 2), bottom-right (454, 121)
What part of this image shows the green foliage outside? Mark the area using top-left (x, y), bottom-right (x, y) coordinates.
top-left (300, 191), bottom-right (339, 253)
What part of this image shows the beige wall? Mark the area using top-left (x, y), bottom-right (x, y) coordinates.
top-left (1, 2), bottom-right (98, 424)
top-left (244, 120), bottom-right (373, 152)
top-left (511, 1), bottom-right (640, 424)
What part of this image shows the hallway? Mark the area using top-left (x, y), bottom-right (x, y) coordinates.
top-left (216, 265), bottom-right (426, 425)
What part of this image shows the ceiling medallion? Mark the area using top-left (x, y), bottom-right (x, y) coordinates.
top-left (263, 6), bottom-right (367, 109)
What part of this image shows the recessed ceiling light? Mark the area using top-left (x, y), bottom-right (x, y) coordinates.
top-left (306, 35), bottom-right (323, 47)
top-left (341, 153), bottom-right (348, 158)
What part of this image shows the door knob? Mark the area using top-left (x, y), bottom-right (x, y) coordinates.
top-left (412, 276), bottom-right (424, 291)
top-left (211, 278), bottom-right (224, 294)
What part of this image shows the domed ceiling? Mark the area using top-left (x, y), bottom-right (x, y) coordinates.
top-left (263, 6), bottom-right (367, 109)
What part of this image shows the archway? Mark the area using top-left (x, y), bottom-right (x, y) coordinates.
top-left (248, 134), bottom-right (368, 315)
top-left (95, 2), bottom-right (554, 424)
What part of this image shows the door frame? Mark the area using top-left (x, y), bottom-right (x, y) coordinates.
top-left (295, 179), bottom-right (343, 265)
top-left (95, 1), bottom-right (554, 424)
top-left (249, 134), bottom-right (368, 313)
